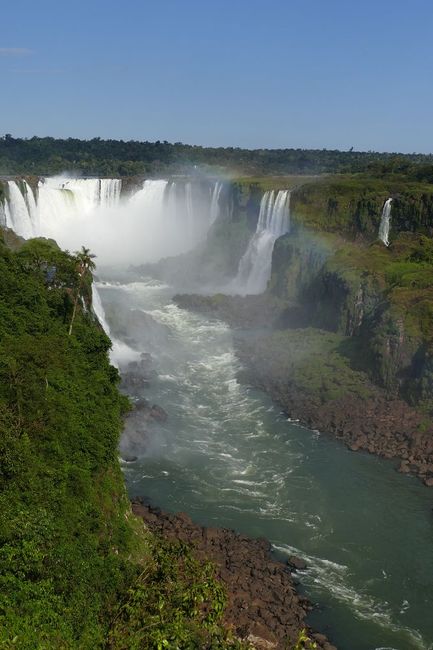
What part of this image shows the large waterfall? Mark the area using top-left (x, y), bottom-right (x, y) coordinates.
top-left (378, 198), bottom-right (392, 246)
top-left (1, 176), bottom-right (223, 264)
top-left (233, 190), bottom-right (291, 295)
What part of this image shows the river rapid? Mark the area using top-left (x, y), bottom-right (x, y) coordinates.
top-left (98, 270), bottom-right (433, 650)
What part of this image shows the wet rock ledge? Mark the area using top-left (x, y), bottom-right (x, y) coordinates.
top-left (131, 498), bottom-right (336, 650)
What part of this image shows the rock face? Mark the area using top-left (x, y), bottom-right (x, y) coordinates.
top-left (131, 499), bottom-right (336, 650)
top-left (269, 227), bottom-right (433, 411)
top-left (236, 334), bottom-right (433, 486)
top-left (174, 293), bottom-right (286, 329)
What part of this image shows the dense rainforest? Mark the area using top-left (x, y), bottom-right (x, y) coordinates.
top-left (3, 133), bottom-right (433, 177)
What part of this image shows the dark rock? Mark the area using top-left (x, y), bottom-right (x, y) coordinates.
top-left (120, 454), bottom-right (138, 463)
top-left (287, 555), bottom-right (308, 571)
top-left (149, 404), bottom-right (168, 422)
top-left (131, 499), bottom-right (332, 649)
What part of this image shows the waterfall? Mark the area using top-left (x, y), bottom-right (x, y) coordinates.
top-left (0, 200), bottom-right (6, 228)
top-left (4, 181), bottom-right (37, 238)
top-left (234, 190), bottom-right (291, 295)
top-left (23, 180), bottom-right (39, 234)
top-left (185, 182), bottom-right (195, 237)
top-left (210, 181), bottom-right (223, 223)
top-left (378, 198), bottom-right (392, 247)
top-left (99, 179), bottom-right (122, 208)
top-left (0, 176), bottom-right (122, 242)
top-left (92, 284), bottom-right (138, 367)
top-left (37, 177), bottom-right (122, 233)
top-left (129, 179), bottom-right (168, 214)
top-left (2, 175), bottom-right (222, 264)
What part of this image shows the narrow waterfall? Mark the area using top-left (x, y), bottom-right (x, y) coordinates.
top-left (92, 284), bottom-right (138, 367)
top-left (210, 181), bottom-right (223, 223)
top-left (234, 190), bottom-right (291, 295)
top-left (185, 182), bottom-right (194, 237)
top-left (4, 181), bottom-right (37, 238)
top-left (99, 179), bottom-right (122, 208)
top-left (378, 198), bottom-right (392, 246)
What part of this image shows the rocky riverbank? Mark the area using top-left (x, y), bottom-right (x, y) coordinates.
top-left (131, 498), bottom-right (337, 650)
top-left (236, 336), bottom-right (433, 486)
top-left (174, 293), bottom-right (433, 486)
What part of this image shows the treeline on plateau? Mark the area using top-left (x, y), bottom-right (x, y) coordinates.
top-left (2, 133), bottom-right (433, 177)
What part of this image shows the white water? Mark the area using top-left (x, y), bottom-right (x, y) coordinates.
top-left (92, 284), bottom-right (138, 368)
top-left (233, 189), bottom-right (291, 294)
top-left (378, 198), bottom-right (393, 247)
top-left (4, 181), bottom-right (37, 238)
top-left (210, 181), bottom-right (223, 224)
top-left (99, 275), bottom-right (433, 650)
top-left (2, 176), bottom-right (221, 264)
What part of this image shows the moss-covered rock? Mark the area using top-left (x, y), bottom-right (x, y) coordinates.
top-left (291, 174), bottom-right (433, 239)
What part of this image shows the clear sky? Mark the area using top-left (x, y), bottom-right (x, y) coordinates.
top-left (1, 0), bottom-right (433, 153)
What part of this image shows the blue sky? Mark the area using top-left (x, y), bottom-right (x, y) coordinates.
top-left (1, 0), bottom-right (433, 152)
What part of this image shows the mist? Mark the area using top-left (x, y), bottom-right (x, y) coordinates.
top-left (35, 176), bottom-right (222, 267)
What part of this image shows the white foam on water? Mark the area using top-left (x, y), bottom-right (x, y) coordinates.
top-left (273, 543), bottom-right (429, 650)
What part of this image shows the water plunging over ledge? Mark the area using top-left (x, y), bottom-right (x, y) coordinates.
top-left (97, 273), bottom-right (433, 650)
top-left (378, 198), bottom-right (393, 246)
top-left (233, 190), bottom-right (291, 295)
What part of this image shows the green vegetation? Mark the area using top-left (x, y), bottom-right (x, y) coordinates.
top-left (268, 172), bottom-right (433, 408)
top-left (0, 232), bottom-right (254, 649)
top-left (2, 133), bottom-right (433, 177)
top-left (0, 235), bottom-right (133, 648)
top-left (325, 235), bottom-right (433, 343)
top-left (107, 537), bottom-right (246, 650)
top-left (293, 630), bottom-right (317, 650)
top-left (250, 329), bottom-right (374, 404)
top-left (290, 173), bottom-right (433, 238)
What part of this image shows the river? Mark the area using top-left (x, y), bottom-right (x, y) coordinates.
top-left (97, 270), bottom-right (433, 650)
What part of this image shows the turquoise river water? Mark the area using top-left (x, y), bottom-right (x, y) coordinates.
top-left (98, 273), bottom-right (433, 650)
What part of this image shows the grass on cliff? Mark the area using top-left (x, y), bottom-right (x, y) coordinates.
top-left (327, 234), bottom-right (433, 342)
top-left (0, 233), bottom-right (251, 649)
top-left (291, 173), bottom-right (433, 236)
top-left (248, 328), bottom-right (374, 404)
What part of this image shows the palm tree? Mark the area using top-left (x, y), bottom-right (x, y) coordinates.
top-left (68, 246), bottom-right (96, 336)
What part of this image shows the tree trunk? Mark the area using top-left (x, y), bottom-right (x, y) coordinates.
top-left (68, 272), bottom-right (84, 336)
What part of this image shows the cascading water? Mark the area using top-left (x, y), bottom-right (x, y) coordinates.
top-left (185, 182), bottom-right (195, 237)
top-left (210, 181), bottom-right (223, 224)
top-left (4, 180), bottom-right (37, 238)
top-left (378, 198), bottom-right (392, 246)
top-left (99, 178), bottom-right (122, 208)
top-left (37, 177), bottom-right (122, 233)
top-left (1, 176), bottom-right (122, 241)
top-left (2, 174), bottom-right (223, 263)
top-left (233, 189), bottom-right (291, 295)
top-left (92, 284), bottom-right (138, 367)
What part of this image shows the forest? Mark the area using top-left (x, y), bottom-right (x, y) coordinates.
top-left (2, 133), bottom-right (433, 177)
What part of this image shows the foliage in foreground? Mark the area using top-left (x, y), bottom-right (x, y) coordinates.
top-left (108, 537), bottom-right (248, 650)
